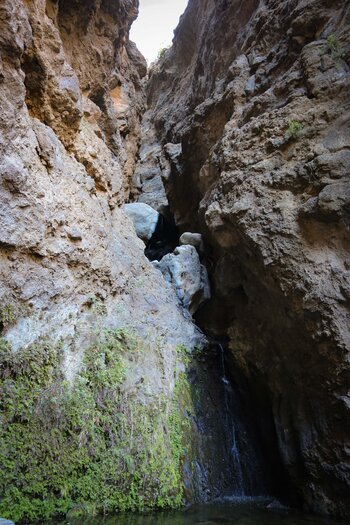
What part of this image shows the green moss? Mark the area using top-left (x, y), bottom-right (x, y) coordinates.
top-left (0, 302), bottom-right (32, 330)
top-left (0, 305), bottom-right (17, 327)
top-left (0, 331), bottom-right (193, 522)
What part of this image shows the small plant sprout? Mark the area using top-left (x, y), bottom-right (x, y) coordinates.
top-left (286, 120), bottom-right (303, 139)
top-left (157, 46), bottom-right (170, 61)
top-left (326, 34), bottom-right (345, 61)
top-left (0, 304), bottom-right (16, 326)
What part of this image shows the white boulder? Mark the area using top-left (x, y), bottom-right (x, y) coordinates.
top-left (124, 202), bottom-right (159, 243)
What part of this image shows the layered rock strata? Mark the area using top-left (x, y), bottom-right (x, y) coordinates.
top-left (148, 0), bottom-right (350, 518)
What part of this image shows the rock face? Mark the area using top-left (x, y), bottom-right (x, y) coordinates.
top-left (148, 0), bottom-right (350, 518)
top-left (0, 1), bottom-right (229, 522)
top-left (131, 110), bottom-right (169, 214)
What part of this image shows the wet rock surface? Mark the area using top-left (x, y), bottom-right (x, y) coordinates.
top-left (148, 0), bottom-right (350, 518)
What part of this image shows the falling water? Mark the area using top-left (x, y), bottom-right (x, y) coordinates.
top-left (218, 343), bottom-right (245, 496)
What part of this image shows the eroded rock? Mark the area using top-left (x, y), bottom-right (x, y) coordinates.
top-left (153, 245), bottom-right (210, 314)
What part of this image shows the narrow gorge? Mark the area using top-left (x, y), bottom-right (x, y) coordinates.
top-left (0, 0), bottom-right (349, 524)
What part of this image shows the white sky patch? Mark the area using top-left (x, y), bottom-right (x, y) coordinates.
top-left (130, 0), bottom-right (188, 64)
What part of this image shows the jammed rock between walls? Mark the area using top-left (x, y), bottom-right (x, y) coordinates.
top-left (153, 245), bottom-right (210, 315)
top-left (124, 201), bottom-right (210, 314)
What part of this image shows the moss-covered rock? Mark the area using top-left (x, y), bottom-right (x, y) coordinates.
top-left (0, 330), bottom-right (193, 523)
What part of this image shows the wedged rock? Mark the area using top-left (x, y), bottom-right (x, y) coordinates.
top-left (153, 245), bottom-right (210, 314)
top-left (180, 232), bottom-right (204, 254)
top-left (124, 202), bottom-right (159, 243)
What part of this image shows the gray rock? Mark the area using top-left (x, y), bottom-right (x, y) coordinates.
top-left (123, 202), bottom-right (159, 243)
top-left (0, 156), bottom-right (28, 192)
top-left (180, 232), bottom-right (204, 254)
top-left (132, 111), bottom-right (169, 213)
top-left (154, 245), bottom-right (210, 314)
top-left (0, 519), bottom-right (15, 525)
top-left (318, 181), bottom-right (350, 221)
top-left (245, 74), bottom-right (256, 95)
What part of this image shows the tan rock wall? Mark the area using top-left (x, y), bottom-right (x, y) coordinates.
top-left (0, 0), bottom-right (201, 388)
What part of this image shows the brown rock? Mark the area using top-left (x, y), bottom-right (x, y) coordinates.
top-left (148, 0), bottom-right (350, 517)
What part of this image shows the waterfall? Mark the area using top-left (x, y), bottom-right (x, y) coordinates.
top-left (218, 344), bottom-right (245, 497)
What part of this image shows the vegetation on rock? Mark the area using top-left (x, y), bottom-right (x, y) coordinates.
top-left (0, 331), bottom-right (192, 522)
top-left (286, 120), bottom-right (303, 139)
top-left (326, 34), bottom-right (345, 60)
top-left (157, 47), bottom-right (170, 61)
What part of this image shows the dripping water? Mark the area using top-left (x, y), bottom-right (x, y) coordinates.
top-left (218, 343), bottom-right (245, 496)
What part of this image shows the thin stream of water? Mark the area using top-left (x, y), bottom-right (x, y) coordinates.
top-left (218, 343), bottom-right (245, 496)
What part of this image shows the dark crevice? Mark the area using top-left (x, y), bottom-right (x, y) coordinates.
top-left (145, 214), bottom-right (180, 262)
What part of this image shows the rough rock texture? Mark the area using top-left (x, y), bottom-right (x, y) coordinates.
top-left (131, 110), bottom-right (169, 215)
top-left (153, 245), bottom-right (210, 315)
top-left (180, 232), bottom-right (204, 254)
top-left (148, 0), bottom-right (350, 518)
top-left (0, 0), bottom-right (224, 521)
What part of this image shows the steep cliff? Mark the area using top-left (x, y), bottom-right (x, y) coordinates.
top-left (148, 0), bottom-right (350, 518)
top-left (0, 1), bottom-right (211, 521)
top-left (2, 0), bottom-right (350, 521)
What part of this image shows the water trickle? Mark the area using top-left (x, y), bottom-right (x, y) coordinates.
top-left (218, 343), bottom-right (245, 496)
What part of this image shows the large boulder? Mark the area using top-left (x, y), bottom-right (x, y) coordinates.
top-left (124, 202), bottom-right (159, 243)
top-left (153, 245), bottom-right (210, 314)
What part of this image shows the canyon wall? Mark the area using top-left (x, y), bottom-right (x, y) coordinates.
top-left (0, 1), bottom-right (220, 521)
top-left (1, 0), bottom-right (350, 521)
top-left (148, 0), bottom-right (350, 518)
